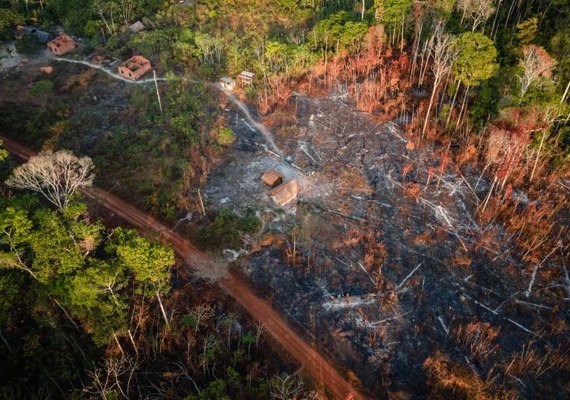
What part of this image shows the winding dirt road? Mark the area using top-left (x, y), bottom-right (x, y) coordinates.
top-left (0, 135), bottom-right (367, 400)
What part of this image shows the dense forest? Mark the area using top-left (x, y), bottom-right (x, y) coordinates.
top-left (1, 0), bottom-right (569, 399)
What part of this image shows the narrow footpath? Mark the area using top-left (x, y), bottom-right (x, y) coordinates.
top-left (0, 135), bottom-right (367, 400)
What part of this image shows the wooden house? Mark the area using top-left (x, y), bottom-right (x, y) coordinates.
top-left (239, 71), bottom-right (254, 85)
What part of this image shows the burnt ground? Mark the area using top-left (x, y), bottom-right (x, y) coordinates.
top-left (2, 53), bottom-right (568, 398)
top-left (204, 94), bottom-right (570, 398)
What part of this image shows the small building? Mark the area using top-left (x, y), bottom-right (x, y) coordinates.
top-left (268, 179), bottom-right (299, 207)
top-left (262, 170), bottom-right (283, 188)
top-left (220, 76), bottom-right (235, 91)
top-left (239, 71), bottom-right (254, 86)
top-left (118, 56), bottom-right (152, 80)
top-left (128, 21), bottom-right (146, 33)
top-left (47, 35), bottom-right (75, 56)
top-left (16, 26), bottom-right (52, 44)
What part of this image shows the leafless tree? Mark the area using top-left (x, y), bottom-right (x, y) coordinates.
top-left (518, 44), bottom-right (557, 97)
top-left (6, 150), bottom-right (95, 210)
top-left (189, 304), bottom-right (214, 333)
top-left (422, 25), bottom-right (457, 137)
top-left (118, 0), bottom-right (136, 25)
top-left (457, 0), bottom-right (495, 32)
top-left (270, 373), bottom-right (305, 400)
top-left (83, 356), bottom-right (140, 400)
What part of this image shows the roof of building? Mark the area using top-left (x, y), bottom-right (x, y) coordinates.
top-left (240, 71), bottom-right (255, 78)
top-left (120, 55), bottom-right (150, 71)
top-left (48, 34), bottom-right (74, 46)
top-left (128, 21), bottom-right (146, 33)
top-left (268, 179), bottom-right (299, 206)
top-left (262, 170), bottom-right (284, 187)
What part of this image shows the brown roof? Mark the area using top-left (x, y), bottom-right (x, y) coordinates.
top-left (47, 34), bottom-right (75, 55)
top-left (268, 179), bottom-right (298, 206)
top-left (262, 170), bottom-right (283, 188)
top-left (118, 56), bottom-right (152, 80)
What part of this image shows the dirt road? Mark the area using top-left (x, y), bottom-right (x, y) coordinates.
top-left (0, 135), bottom-right (367, 400)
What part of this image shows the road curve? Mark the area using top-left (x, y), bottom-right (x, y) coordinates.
top-left (0, 135), bottom-right (367, 400)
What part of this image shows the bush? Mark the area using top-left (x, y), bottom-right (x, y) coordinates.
top-left (199, 208), bottom-right (260, 249)
top-left (216, 127), bottom-right (236, 146)
top-left (15, 33), bottom-right (43, 55)
top-left (30, 80), bottom-right (54, 98)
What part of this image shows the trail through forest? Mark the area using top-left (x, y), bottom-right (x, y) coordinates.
top-left (53, 57), bottom-right (167, 84)
top-left (53, 57), bottom-right (284, 156)
top-left (0, 135), bottom-right (367, 400)
top-left (219, 87), bottom-right (283, 155)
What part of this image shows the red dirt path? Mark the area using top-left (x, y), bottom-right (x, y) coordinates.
top-left (0, 135), bottom-right (368, 400)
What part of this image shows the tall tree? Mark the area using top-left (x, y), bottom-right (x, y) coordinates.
top-left (456, 0), bottom-right (495, 32)
top-left (518, 44), bottom-right (557, 97)
top-left (453, 32), bottom-right (498, 87)
top-left (422, 26), bottom-right (457, 136)
top-left (449, 32), bottom-right (498, 126)
top-left (108, 228), bottom-right (173, 296)
top-left (374, 0), bottom-right (413, 49)
top-left (6, 150), bottom-right (95, 210)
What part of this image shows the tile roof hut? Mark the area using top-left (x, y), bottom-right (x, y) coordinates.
top-left (128, 21), bottom-right (146, 33)
top-left (268, 179), bottom-right (299, 206)
top-left (239, 71), bottom-right (254, 86)
top-left (261, 170), bottom-right (283, 188)
top-left (47, 35), bottom-right (75, 56)
top-left (118, 56), bottom-right (152, 80)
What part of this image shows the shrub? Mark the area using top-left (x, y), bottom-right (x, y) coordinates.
top-left (216, 127), bottom-right (236, 146)
top-left (30, 80), bottom-right (54, 98)
top-left (199, 208), bottom-right (260, 249)
top-left (15, 33), bottom-right (43, 55)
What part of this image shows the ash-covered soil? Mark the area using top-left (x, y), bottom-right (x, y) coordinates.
top-left (205, 95), bottom-right (570, 398)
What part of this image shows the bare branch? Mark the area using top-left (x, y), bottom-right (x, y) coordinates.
top-left (6, 150), bottom-right (94, 210)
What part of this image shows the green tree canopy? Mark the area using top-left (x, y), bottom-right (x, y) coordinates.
top-left (108, 227), bottom-right (173, 295)
top-left (453, 32), bottom-right (498, 87)
top-left (374, 0), bottom-right (413, 23)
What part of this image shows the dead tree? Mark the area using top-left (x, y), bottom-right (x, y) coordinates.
top-left (270, 373), bottom-right (305, 400)
top-left (457, 0), bottom-right (495, 32)
top-left (518, 45), bottom-right (556, 97)
top-left (6, 150), bottom-right (95, 210)
top-left (422, 26), bottom-right (457, 138)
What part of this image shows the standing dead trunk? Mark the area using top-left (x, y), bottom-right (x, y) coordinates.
top-left (529, 131), bottom-right (546, 182)
top-left (400, 16), bottom-right (405, 52)
top-left (410, 22), bottom-right (423, 81)
top-left (479, 175), bottom-right (497, 213)
top-left (455, 84), bottom-right (471, 130)
top-left (422, 83), bottom-right (438, 138)
top-left (491, 0), bottom-right (503, 39)
top-left (446, 80), bottom-right (461, 126)
top-left (156, 291), bottom-right (170, 328)
top-left (153, 70), bottom-right (163, 115)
